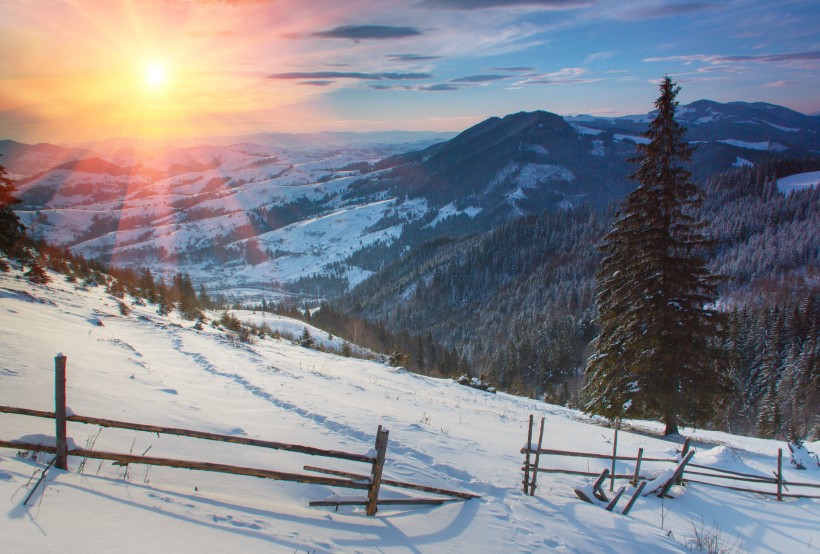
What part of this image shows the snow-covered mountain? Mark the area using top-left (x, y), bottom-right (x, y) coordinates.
top-left (4, 101), bottom-right (817, 299)
top-left (1, 266), bottom-right (818, 552)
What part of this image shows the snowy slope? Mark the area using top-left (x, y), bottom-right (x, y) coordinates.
top-left (1, 269), bottom-right (818, 553)
top-left (777, 170), bottom-right (820, 194)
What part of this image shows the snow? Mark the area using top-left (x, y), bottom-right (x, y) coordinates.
top-left (733, 157), bottom-right (754, 168)
top-left (717, 139), bottom-right (789, 152)
top-left (1, 268), bottom-right (819, 553)
top-left (613, 134), bottom-right (651, 145)
top-left (427, 203), bottom-right (482, 228)
top-left (777, 170), bottom-right (820, 195)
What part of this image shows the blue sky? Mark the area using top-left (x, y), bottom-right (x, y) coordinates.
top-left (1, 0), bottom-right (818, 142)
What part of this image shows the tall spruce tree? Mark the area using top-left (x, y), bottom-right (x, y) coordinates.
top-left (583, 76), bottom-right (729, 435)
top-left (0, 161), bottom-right (26, 258)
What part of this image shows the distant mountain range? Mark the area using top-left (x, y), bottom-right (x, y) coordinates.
top-left (3, 100), bottom-right (818, 298)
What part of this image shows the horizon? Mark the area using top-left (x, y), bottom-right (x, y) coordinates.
top-left (2, 0), bottom-right (818, 144)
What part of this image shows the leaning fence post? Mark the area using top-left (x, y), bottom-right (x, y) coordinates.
top-left (777, 448), bottom-right (783, 502)
top-left (528, 417), bottom-right (545, 496)
top-left (366, 425), bottom-right (389, 516)
top-left (610, 418), bottom-right (620, 492)
top-left (632, 448), bottom-right (644, 487)
top-left (675, 437), bottom-right (691, 485)
top-left (55, 353), bottom-right (68, 470)
top-left (523, 415), bottom-right (534, 494)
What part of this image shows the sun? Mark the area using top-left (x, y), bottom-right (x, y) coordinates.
top-left (144, 62), bottom-right (167, 89)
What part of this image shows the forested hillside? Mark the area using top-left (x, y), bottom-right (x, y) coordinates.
top-left (337, 159), bottom-right (819, 439)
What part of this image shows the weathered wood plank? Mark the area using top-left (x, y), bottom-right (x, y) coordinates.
top-left (67, 414), bottom-right (376, 463)
top-left (54, 354), bottom-right (68, 470)
top-left (366, 426), bottom-right (389, 516)
top-left (621, 481), bottom-right (646, 515)
top-left (68, 448), bottom-right (372, 489)
top-left (303, 465), bottom-right (479, 499)
top-left (519, 447), bottom-right (675, 463)
top-left (0, 406), bottom-right (55, 418)
top-left (310, 497), bottom-right (457, 507)
top-left (528, 417), bottom-right (545, 496)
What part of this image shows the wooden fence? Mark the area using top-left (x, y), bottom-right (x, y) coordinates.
top-left (521, 415), bottom-right (820, 502)
top-left (0, 354), bottom-right (477, 515)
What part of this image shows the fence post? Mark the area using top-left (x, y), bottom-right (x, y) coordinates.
top-left (55, 353), bottom-right (68, 470)
top-left (632, 448), bottom-right (644, 487)
top-left (610, 418), bottom-right (619, 492)
top-left (366, 426), bottom-right (388, 516)
top-left (676, 437), bottom-right (691, 485)
top-left (523, 415), bottom-right (533, 494)
top-left (528, 417), bottom-right (545, 496)
top-left (777, 448), bottom-right (783, 502)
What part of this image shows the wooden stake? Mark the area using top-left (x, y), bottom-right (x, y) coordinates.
top-left (632, 448), bottom-right (644, 487)
top-left (676, 437), bottom-right (691, 485)
top-left (610, 418), bottom-right (619, 492)
top-left (777, 448), bottom-right (783, 502)
top-left (528, 417), bottom-right (545, 496)
top-left (523, 414), bottom-right (533, 494)
top-left (621, 481), bottom-right (646, 516)
top-left (54, 354), bottom-right (67, 470)
top-left (366, 426), bottom-right (388, 516)
top-left (657, 450), bottom-right (695, 498)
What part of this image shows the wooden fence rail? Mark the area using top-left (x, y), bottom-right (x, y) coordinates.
top-left (520, 414), bottom-right (820, 502)
top-left (0, 354), bottom-right (478, 515)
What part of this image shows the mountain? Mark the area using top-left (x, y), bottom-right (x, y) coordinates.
top-left (4, 100), bottom-right (818, 300)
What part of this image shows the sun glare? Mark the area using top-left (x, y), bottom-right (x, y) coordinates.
top-left (144, 62), bottom-right (167, 89)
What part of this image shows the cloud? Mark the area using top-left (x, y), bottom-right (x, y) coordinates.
top-left (301, 81), bottom-right (334, 87)
top-left (415, 0), bottom-right (593, 10)
top-left (269, 71), bottom-right (432, 81)
top-left (367, 83), bottom-right (461, 91)
top-left (312, 25), bottom-right (423, 40)
top-left (515, 67), bottom-right (599, 85)
top-left (582, 51), bottom-right (615, 65)
top-left (450, 74), bottom-right (511, 83)
top-left (644, 50), bottom-right (820, 65)
top-left (418, 84), bottom-right (461, 91)
top-left (764, 81), bottom-right (797, 88)
top-left (386, 54), bottom-right (442, 62)
top-left (621, 2), bottom-right (723, 20)
top-left (487, 66), bottom-right (536, 72)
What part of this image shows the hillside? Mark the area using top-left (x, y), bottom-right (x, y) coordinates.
top-left (1, 266), bottom-right (819, 552)
top-left (338, 162), bottom-right (820, 438)
top-left (5, 100), bottom-right (817, 299)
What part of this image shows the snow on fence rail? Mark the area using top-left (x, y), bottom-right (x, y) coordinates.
top-left (0, 354), bottom-right (477, 516)
top-left (520, 414), bottom-right (820, 502)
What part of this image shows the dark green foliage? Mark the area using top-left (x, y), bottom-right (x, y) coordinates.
top-left (388, 351), bottom-right (409, 367)
top-left (0, 161), bottom-right (25, 257)
top-left (584, 77), bottom-right (730, 435)
top-left (299, 327), bottom-right (315, 348)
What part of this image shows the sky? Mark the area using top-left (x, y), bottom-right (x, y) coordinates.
top-left (1, 0), bottom-right (818, 144)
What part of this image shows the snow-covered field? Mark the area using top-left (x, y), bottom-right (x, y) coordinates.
top-left (1, 269), bottom-right (818, 553)
top-left (777, 170), bottom-right (820, 195)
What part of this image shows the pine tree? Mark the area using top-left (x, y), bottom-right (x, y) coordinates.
top-left (0, 161), bottom-right (26, 259)
top-left (583, 76), bottom-right (729, 435)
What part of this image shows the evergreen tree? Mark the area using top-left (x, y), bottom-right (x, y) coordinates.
top-left (584, 76), bottom-right (729, 435)
top-left (0, 161), bottom-right (26, 259)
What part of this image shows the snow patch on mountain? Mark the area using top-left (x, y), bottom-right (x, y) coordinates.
top-left (777, 170), bottom-right (820, 194)
top-left (718, 139), bottom-right (788, 151)
top-left (428, 203), bottom-right (482, 228)
top-left (614, 134), bottom-right (651, 145)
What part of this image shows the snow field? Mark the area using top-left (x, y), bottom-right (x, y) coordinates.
top-left (1, 269), bottom-right (818, 553)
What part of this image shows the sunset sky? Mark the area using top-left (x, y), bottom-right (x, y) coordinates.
top-left (2, 0), bottom-right (818, 144)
